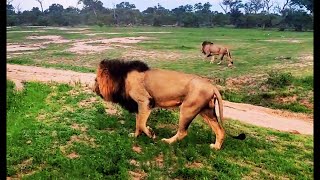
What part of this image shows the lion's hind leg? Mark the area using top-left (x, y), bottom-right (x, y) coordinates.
top-left (200, 108), bottom-right (225, 150)
top-left (162, 95), bottom-right (206, 144)
top-left (217, 54), bottom-right (224, 65)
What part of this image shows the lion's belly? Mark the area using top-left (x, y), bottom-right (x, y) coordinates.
top-left (155, 99), bottom-right (182, 108)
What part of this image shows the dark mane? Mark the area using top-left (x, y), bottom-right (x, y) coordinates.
top-left (202, 41), bottom-right (213, 46)
top-left (99, 59), bottom-right (150, 113)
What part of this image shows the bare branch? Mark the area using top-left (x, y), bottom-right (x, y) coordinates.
top-left (35, 0), bottom-right (44, 12)
top-left (7, 0), bottom-right (13, 5)
top-left (281, 0), bottom-right (290, 11)
top-left (263, 0), bottom-right (274, 13)
top-left (15, 2), bottom-right (21, 13)
top-left (219, 2), bottom-right (228, 13)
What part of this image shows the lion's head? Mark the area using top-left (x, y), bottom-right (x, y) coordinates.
top-left (93, 59), bottom-right (150, 112)
top-left (201, 41), bottom-right (213, 54)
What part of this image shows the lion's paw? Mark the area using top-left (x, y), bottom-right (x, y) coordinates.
top-left (128, 133), bottom-right (135, 138)
top-left (161, 138), bottom-right (170, 144)
top-left (210, 143), bottom-right (221, 150)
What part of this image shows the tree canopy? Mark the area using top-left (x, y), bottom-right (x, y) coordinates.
top-left (6, 0), bottom-right (313, 31)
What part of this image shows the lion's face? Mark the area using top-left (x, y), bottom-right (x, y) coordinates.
top-left (92, 78), bottom-right (103, 98)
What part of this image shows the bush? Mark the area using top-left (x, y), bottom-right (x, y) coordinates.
top-left (266, 71), bottom-right (293, 88)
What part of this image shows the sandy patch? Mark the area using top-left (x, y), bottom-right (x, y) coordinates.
top-left (7, 35), bottom-right (71, 53)
top-left (275, 54), bottom-right (313, 69)
top-left (26, 35), bottom-right (71, 44)
top-left (128, 170), bottom-right (147, 180)
top-left (68, 41), bottom-right (114, 54)
top-left (129, 159), bottom-right (140, 167)
top-left (85, 32), bottom-right (123, 36)
top-left (7, 44), bottom-right (45, 52)
top-left (27, 35), bottom-right (62, 40)
top-left (122, 50), bottom-right (181, 61)
top-left (262, 39), bottom-right (303, 43)
top-left (70, 123), bottom-right (88, 132)
top-left (17, 158), bottom-right (33, 169)
top-left (225, 74), bottom-right (267, 90)
top-left (67, 37), bottom-right (149, 54)
top-left (60, 134), bottom-right (97, 156)
top-left (7, 30), bottom-right (46, 33)
top-left (132, 145), bottom-right (142, 153)
top-left (222, 100), bottom-right (313, 134)
top-left (103, 102), bottom-right (120, 115)
top-left (185, 161), bottom-right (204, 168)
top-left (154, 153), bottom-right (164, 168)
top-left (7, 64), bottom-right (96, 87)
top-left (133, 31), bottom-right (172, 34)
top-left (274, 95), bottom-right (298, 104)
top-left (66, 152), bottom-right (80, 159)
top-left (156, 124), bottom-right (177, 130)
top-left (78, 97), bottom-right (98, 108)
top-left (298, 55), bottom-right (313, 62)
top-left (42, 27), bottom-right (90, 31)
top-left (9, 158), bottom-right (46, 179)
top-left (8, 52), bottom-right (34, 55)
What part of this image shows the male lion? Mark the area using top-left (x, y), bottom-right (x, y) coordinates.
top-left (93, 59), bottom-right (245, 150)
top-left (201, 41), bottom-right (234, 67)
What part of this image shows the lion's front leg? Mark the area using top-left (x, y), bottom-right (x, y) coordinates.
top-left (133, 108), bottom-right (155, 139)
top-left (128, 89), bottom-right (155, 139)
top-left (210, 55), bottom-right (215, 64)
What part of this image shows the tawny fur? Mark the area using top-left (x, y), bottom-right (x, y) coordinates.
top-left (93, 59), bottom-right (227, 150)
top-left (201, 41), bottom-right (233, 67)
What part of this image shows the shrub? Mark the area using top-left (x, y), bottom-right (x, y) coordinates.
top-left (266, 71), bottom-right (293, 88)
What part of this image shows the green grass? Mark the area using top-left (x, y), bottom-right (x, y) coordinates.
top-left (7, 81), bottom-right (313, 179)
top-left (7, 26), bottom-right (313, 113)
top-left (221, 72), bottom-right (313, 113)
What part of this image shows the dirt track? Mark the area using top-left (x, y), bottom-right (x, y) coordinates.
top-left (7, 64), bottom-right (313, 135)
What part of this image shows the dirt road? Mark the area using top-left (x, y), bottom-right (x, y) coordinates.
top-left (7, 64), bottom-right (313, 135)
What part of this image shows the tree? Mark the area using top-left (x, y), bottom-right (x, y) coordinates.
top-left (194, 3), bottom-right (203, 12)
top-left (15, 3), bottom-right (22, 14)
top-left (115, 2), bottom-right (139, 25)
top-left (222, 0), bottom-right (244, 26)
top-left (35, 0), bottom-right (44, 13)
top-left (244, 2), bottom-right (254, 14)
top-left (274, 0), bottom-right (292, 14)
top-left (222, 0), bottom-right (243, 12)
top-left (219, 1), bottom-right (229, 13)
top-left (116, 2), bottom-right (136, 9)
top-left (194, 2), bottom-right (212, 26)
top-left (45, 4), bottom-right (66, 25)
top-left (263, 0), bottom-right (274, 13)
top-left (78, 0), bottom-right (104, 17)
top-left (172, 4), bottom-right (193, 26)
top-left (290, 0), bottom-right (313, 13)
top-left (250, 0), bottom-right (264, 13)
top-left (7, 3), bottom-right (15, 15)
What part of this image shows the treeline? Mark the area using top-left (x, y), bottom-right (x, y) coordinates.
top-left (6, 0), bottom-right (313, 31)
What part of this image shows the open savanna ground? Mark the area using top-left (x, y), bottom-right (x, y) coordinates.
top-left (7, 26), bottom-right (313, 179)
top-left (7, 81), bottom-right (313, 179)
top-left (7, 26), bottom-right (313, 114)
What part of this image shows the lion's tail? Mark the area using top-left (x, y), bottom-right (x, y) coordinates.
top-left (212, 87), bottom-right (246, 140)
top-left (212, 86), bottom-right (223, 123)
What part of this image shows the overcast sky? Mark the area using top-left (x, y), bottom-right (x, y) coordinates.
top-left (11, 0), bottom-right (287, 12)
